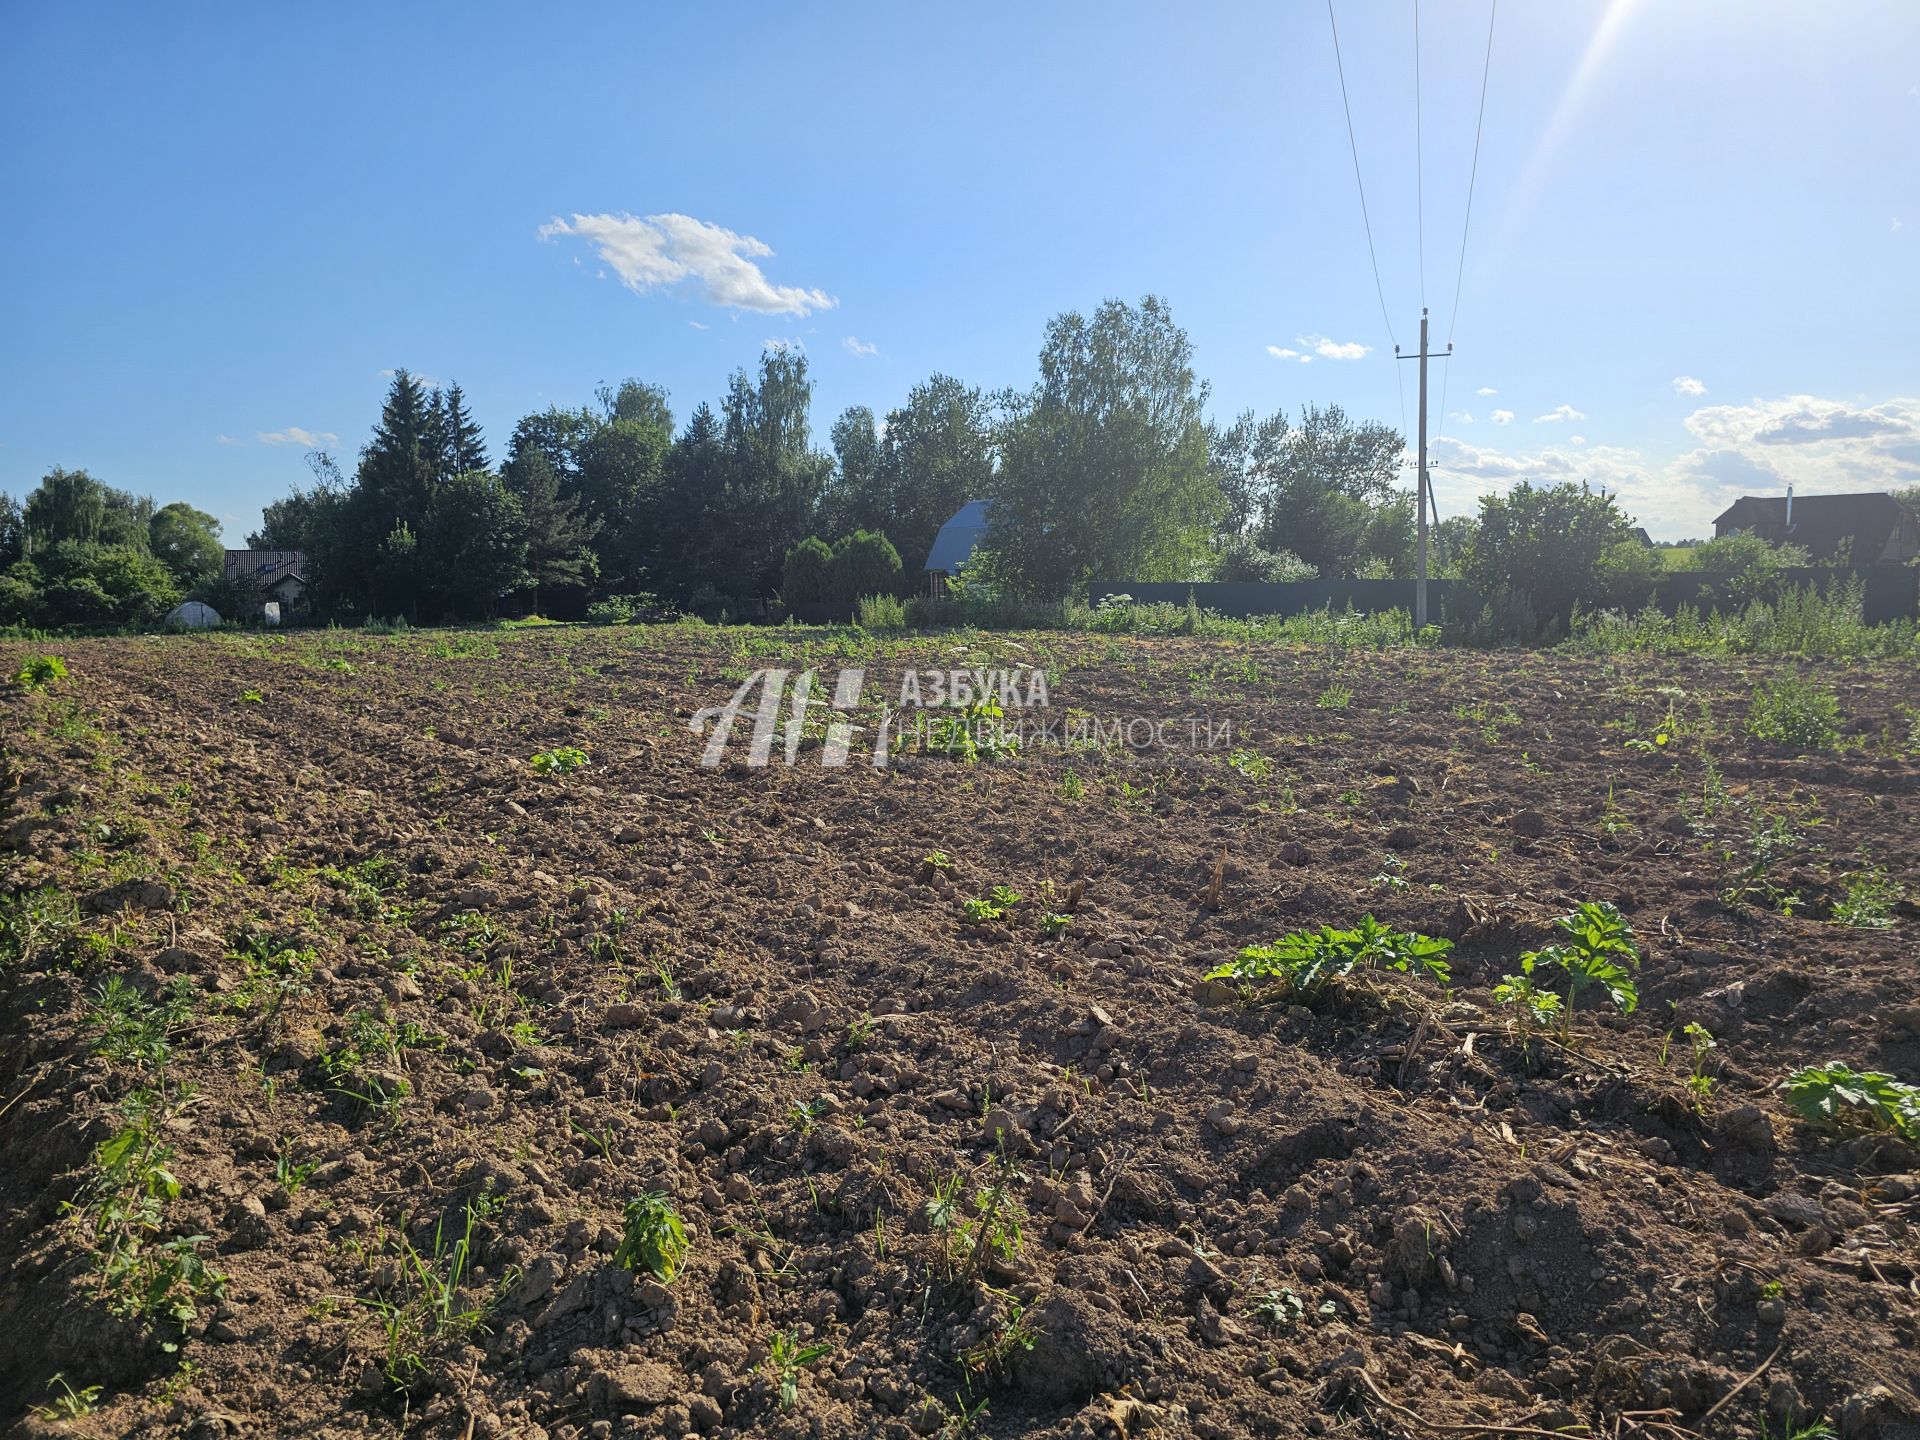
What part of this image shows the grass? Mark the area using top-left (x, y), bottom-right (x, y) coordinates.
top-left (354, 1194), bottom-right (511, 1389)
top-left (31, 1374), bottom-right (103, 1421)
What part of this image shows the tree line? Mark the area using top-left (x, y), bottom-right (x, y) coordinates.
top-left (0, 472), bottom-right (224, 629)
top-left (3, 294), bottom-right (1766, 638)
top-left (236, 295), bottom-right (1429, 624)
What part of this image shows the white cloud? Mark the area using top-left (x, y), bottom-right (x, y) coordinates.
top-left (1894, 218), bottom-right (1905, 234)
top-left (1490, 409), bottom-right (1514, 425)
top-left (1299, 333), bottom-right (1370, 361)
top-left (1430, 391), bottom-right (1920, 539)
top-left (1266, 345), bottom-right (1311, 363)
top-left (539, 211), bottom-right (835, 316)
top-left (843, 335), bottom-right (879, 358)
top-left (1534, 404), bottom-right (1587, 424)
top-left (1671, 375), bottom-right (1707, 397)
top-left (1570, 435), bottom-right (1588, 446)
top-left (1476, 386), bottom-right (1497, 396)
top-left (688, 320), bottom-right (709, 330)
top-left (216, 435), bottom-right (239, 446)
top-left (257, 427), bottom-right (337, 448)
top-left (763, 337), bottom-right (803, 353)
top-left (1450, 411), bottom-right (1474, 424)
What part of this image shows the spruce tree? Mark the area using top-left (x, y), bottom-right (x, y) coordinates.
top-left (508, 450), bottom-right (599, 614)
top-left (440, 382), bottom-right (489, 473)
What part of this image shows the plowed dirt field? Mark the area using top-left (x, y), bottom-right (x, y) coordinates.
top-left (2, 626), bottom-right (1917, 1440)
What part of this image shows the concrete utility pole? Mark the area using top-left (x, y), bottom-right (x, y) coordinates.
top-left (1397, 308), bottom-right (1450, 631)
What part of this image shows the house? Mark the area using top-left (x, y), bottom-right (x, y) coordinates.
top-left (223, 549), bottom-right (310, 617)
top-left (1712, 492), bottom-right (1919, 565)
top-left (923, 500), bottom-right (991, 595)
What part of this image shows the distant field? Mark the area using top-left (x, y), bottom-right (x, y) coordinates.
top-left (2, 626), bottom-right (1917, 1437)
top-left (1658, 545), bottom-right (1701, 570)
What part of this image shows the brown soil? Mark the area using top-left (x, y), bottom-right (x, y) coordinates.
top-left (2, 627), bottom-right (1917, 1440)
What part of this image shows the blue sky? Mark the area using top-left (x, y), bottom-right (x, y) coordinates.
top-left (3, 0), bottom-right (1917, 543)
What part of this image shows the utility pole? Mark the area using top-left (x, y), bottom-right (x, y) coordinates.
top-left (1397, 308), bottom-right (1450, 631)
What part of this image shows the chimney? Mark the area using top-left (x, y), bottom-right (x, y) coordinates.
top-left (1784, 483), bottom-right (1794, 532)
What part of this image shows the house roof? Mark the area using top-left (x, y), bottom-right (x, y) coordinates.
top-left (924, 500), bottom-right (992, 573)
top-left (1712, 492), bottom-right (1916, 558)
top-left (224, 548), bottom-right (306, 580)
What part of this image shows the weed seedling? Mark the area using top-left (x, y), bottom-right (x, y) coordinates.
top-left (614, 1191), bottom-right (690, 1282)
top-left (1682, 1022), bottom-right (1718, 1109)
top-left (962, 886), bottom-right (1021, 925)
top-left (1207, 916), bottom-right (1452, 1004)
top-left (1228, 748), bottom-right (1272, 780)
top-left (1746, 676), bottom-right (1840, 751)
top-left (274, 1142), bottom-right (318, 1194)
top-left (63, 1088), bottom-right (226, 1347)
top-left (1832, 867), bottom-right (1899, 929)
top-left (31, 1374), bottom-right (102, 1421)
top-left (15, 654), bottom-right (70, 690)
top-left (1494, 901), bottom-right (1640, 1043)
top-left (764, 1328), bottom-right (832, 1411)
top-left (355, 1195), bottom-right (507, 1388)
top-left (529, 746), bottom-right (590, 776)
top-left (960, 1295), bottom-right (1041, 1378)
top-left (1315, 682), bottom-right (1353, 710)
top-left (1251, 1287), bottom-right (1309, 1332)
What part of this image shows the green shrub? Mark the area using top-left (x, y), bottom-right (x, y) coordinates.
top-left (586, 593), bottom-right (665, 625)
top-left (781, 536), bottom-right (834, 606)
top-left (1746, 676), bottom-right (1840, 750)
top-left (1214, 536), bottom-right (1317, 583)
top-left (1679, 531), bottom-right (1811, 607)
top-left (828, 529), bottom-right (903, 603)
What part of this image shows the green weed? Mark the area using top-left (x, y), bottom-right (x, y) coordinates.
top-left (1207, 916), bottom-right (1453, 1002)
top-left (1494, 901), bottom-right (1640, 1041)
top-left (1746, 676), bottom-right (1840, 751)
top-left (15, 654), bottom-right (69, 689)
top-left (529, 746), bottom-right (590, 775)
top-left (763, 1328), bottom-right (832, 1411)
top-left (614, 1192), bottom-right (690, 1282)
top-left (1782, 1063), bottom-right (1920, 1144)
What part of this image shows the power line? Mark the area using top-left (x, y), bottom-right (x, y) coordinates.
top-left (1433, 0), bottom-right (1497, 501)
top-left (1445, 0), bottom-right (1497, 346)
top-left (1326, 0), bottom-right (1400, 353)
top-left (1414, 0), bottom-right (1426, 310)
